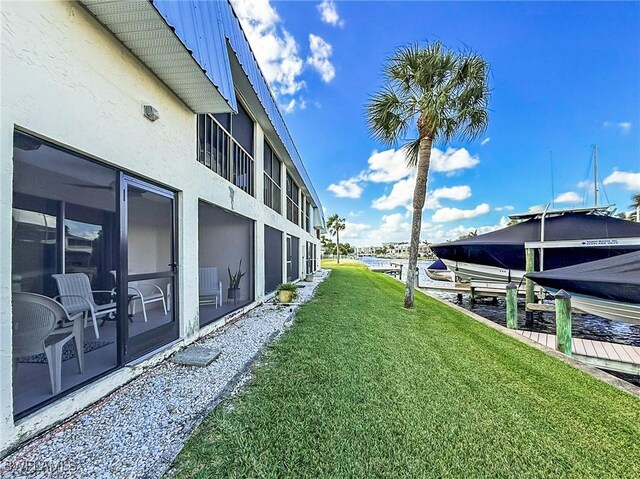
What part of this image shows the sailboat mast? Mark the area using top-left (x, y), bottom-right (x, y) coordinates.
top-left (593, 145), bottom-right (599, 206)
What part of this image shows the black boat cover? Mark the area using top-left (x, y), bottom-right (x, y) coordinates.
top-left (430, 213), bottom-right (640, 272)
top-left (526, 251), bottom-right (640, 304)
top-left (427, 259), bottom-right (448, 271)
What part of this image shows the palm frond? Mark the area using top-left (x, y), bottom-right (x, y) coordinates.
top-left (402, 138), bottom-right (422, 168)
top-left (366, 87), bottom-right (412, 144)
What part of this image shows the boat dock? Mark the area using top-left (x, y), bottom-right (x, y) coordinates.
top-left (419, 281), bottom-right (545, 300)
top-left (515, 330), bottom-right (640, 375)
top-left (368, 265), bottom-right (403, 275)
top-left (367, 261), bottom-right (403, 276)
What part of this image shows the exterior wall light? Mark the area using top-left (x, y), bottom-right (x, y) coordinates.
top-left (143, 104), bottom-right (159, 122)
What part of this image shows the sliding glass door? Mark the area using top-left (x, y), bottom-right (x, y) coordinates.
top-left (11, 131), bottom-right (180, 418)
top-left (286, 235), bottom-right (299, 281)
top-left (120, 176), bottom-right (178, 361)
top-left (12, 131), bottom-right (119, 417)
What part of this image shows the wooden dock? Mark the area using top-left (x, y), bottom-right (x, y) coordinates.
top-left (419, 281), bottom-right (545, 299)
top-left (369, 266), bottom-right (402, 275)
top-left (515, 330), bottom-right (640, 375)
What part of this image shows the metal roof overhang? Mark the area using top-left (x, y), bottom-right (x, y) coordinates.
top-left (215, 1), bottom-right (325, 225)
top-left (79, 0), bottom-right (232, 114)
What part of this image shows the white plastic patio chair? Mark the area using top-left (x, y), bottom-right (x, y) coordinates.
top-left (52, 273), bottom-right (116, 339)
top-left (127, 281), bottom-right (167, 322)
top-left (199, 267), bottom-right (222, 307)
top-left (109, 271), bottom-right (167, 322)
top-left (199, 267), bottom-right (223, 307)
top-left (12, 292), bottom-right (85, 395)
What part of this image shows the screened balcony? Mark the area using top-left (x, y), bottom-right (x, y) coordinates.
top-left (196, 104), bottom-right (255, 196)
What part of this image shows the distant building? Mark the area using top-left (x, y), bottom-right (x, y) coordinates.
top-left (382, 241), bottom-right (433, 257)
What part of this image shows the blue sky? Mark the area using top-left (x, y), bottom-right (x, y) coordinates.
top-left (232, 0), bottom-right (640, 246)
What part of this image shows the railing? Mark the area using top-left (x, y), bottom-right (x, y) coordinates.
top-left (286, 197), bottom-right (299, 225)
top-left (197, 115), bottom-right (254, 197)
top-left (264, 173), bottom-right (281, 213)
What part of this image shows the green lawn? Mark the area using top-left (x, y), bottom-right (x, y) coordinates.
top-left (171, 261), bottom-right (640, 478)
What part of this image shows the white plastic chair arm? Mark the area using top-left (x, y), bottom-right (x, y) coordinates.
top-left (126, 286), bottom-right (144, 300)
top-left (138, 283), bottom-right (165, 297)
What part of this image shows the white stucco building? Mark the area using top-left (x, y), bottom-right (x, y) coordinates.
top-left (0, 0), bottom-right (324, 454)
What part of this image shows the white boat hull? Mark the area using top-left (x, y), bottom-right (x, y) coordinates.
top-left (425, 269), bottom-right (456, 282)
top-left (544, 288), bottom-right (640, 325)
top-left (440, 260), bottom-right (526, 284)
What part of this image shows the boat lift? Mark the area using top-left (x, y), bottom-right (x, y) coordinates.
top-left (523, 236), bottom-right (640, 320)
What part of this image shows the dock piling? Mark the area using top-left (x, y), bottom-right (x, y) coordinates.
top-left (506, 282), bottom-right (518, 329)
top-left (554, 289), bottom-right (572, 356)
top-left (525, 248), bottom-right (535, 327)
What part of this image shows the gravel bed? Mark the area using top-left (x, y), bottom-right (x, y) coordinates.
top-left (0, 271), bottom-right (329, 479)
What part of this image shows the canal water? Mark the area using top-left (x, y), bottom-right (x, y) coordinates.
top-left (358, 257), bottom-right (640, 386)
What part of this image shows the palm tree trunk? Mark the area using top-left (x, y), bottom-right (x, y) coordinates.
top-left (336, 230), bottom-right (340, 264)
top-left (404, 136), bottom-right (432, 308)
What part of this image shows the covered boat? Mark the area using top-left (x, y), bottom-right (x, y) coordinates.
top-left (430, 206), bottom-right (640, 283)
top-left (526, 252), bottom-right (640, 324)
top-left (425, 259), bottom-right (455, 282)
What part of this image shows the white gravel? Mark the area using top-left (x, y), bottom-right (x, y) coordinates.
top-left (0, 271), bottom-right (329, 479)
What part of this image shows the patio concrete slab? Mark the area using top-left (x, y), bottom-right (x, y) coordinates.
top-left (170, 346), bottom-right (221, 367)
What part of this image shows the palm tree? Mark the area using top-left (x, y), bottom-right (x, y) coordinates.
top-left (326, 214), bottom-right (346, 263)
top-left (367, 41), bottom-right (490, 308)
top-left (630, 193), bottom-right (640, 221)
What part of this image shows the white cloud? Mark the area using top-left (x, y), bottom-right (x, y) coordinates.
top-left (281, 98), bottom-right (296, 114)
top-left (307, 34), bottom-right (335, 83)
top-left (421, 216), bottom-right (509, 245)
top-left (481, 137), bottom-right (491, 146)
top-left (422, 196), bottom-right (442, 210)
top-left (495, 205), bottom-right (515, 212)
top-left (618, 122), bottom-right (632, 134)
top-left (432, 185), bottom-right (472, 201)
top-left (281, 97), bottom-right (307, 113)
top-left (425, 217), bottom-right (509, 244)
top-left (359, 146), bottom-right (479, 184)
top-left (603, 120), bottom-right (633, 134)
top-left (347, 214), bottom-right (512, 247)
top-left (341, 222), bottom-right (370, 242)
top-left (327, 178), bottom-right (363, 198)
top-left (603, 170), bottom-right (640, 191)
top-left (432, 203), bottom-right (491, 223)
top-left (366, 214), bottom-right (412, 244)
top-left (371, 177), bottom-right (416, 210)
top-left (431, 147), bottom-right (480, 175)
top-left (372, 181), bottom-right (472, 212)
top-left (365, 149), bottom-right (413, 183)
top-left (554, 191), bottom-right (582, 204)
top-left (317, 1), bottom-right (344, 27)
top-left (231, 0), bottom-right (305, 97)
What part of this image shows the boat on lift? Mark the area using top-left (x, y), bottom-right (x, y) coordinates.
top-left (425, 259), bottom-right (455, 282)
top-left (430, 205), bottom-right (640, 283)
top-left (526, 251), bottom-right (640, 324)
